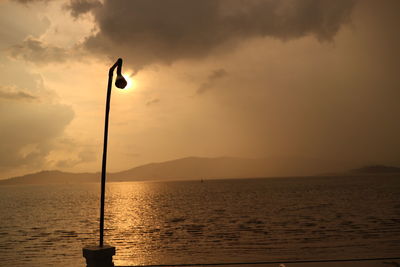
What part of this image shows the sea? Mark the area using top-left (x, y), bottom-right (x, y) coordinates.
top-left (0, 175), bottom-right (399, 267)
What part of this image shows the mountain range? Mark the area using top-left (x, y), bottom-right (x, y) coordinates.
top-left (0, 156), bottom-right (398, 185)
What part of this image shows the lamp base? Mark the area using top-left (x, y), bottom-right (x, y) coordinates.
top-left (82, 245), bottom-right (116, 267)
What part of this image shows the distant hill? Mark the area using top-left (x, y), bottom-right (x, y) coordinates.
top-left (0, 170), bottom-right (98, 185)
top-left (350, 165), bottom-right (400, 174)
top-left (109, 157), bottom-right (267, 181)
top-left (0, 156), bottom-right (353, 185)
top-left (110, 156), bottom-right (352, 181)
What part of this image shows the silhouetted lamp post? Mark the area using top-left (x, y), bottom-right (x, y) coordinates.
top-left (100, 58), bottom-right (127, 248)
top-left (83, 58), bottom-right (127, 267)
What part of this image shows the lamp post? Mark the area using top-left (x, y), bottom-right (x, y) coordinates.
top-left (83, 58), bottom-right (127, 267)
top-left (100, 58), bottom-right (127, 248)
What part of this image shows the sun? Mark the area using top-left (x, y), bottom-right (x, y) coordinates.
top-left (122, 73), bottom-right (135, 91)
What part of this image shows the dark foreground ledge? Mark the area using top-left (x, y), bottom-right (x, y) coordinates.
top-left (81, 245), bottom-right (399, 267)
top-left (116, 257), bottom-right (400, 267)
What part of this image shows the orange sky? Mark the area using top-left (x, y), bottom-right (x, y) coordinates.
top-left (0, 0), bottom-right (399, 179)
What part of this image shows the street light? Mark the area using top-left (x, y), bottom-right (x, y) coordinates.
top-left (99, 58), bottom-right (127, 247)
top-left (82, 58), bottom-right (127, 267)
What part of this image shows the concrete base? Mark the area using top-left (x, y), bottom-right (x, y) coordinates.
top-left (82, 245), bottom-right (116, 267)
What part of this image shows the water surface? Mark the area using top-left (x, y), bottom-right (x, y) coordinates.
top-left (0, 175), bottom-right (399, 267)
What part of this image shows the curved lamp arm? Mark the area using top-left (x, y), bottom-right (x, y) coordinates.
top-left (109, 58), bottom-right (127, 89)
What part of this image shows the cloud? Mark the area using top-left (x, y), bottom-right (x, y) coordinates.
top-left (146, 98), bottom-right (160, 106)
top-left (0, 100), bottom-right (74, 173)
top-left (197, 68), bottom-right (227, 94)
top-left (0, 1), bottom-right (50, 49)
top-left (7, 37), bottom-right (69, 64)
top-left (0, 86), bottom-right (37, 101)
top-left (50, 138), bottom-right (97, 169)
top-left (64, 0), bottom-right (102, 19)
top-left (82, 0), bottom-right (356, 70)
top-left (12, 0), bottom-right (50, 4)
top-left (0, 59), bottom-right (75, 177)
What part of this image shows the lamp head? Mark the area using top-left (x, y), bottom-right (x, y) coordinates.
top-left (114, 58), bottom-right (127, 89)
top-left (115, 74), bottom-right (127, 89)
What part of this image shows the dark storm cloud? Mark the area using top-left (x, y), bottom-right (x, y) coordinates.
top-left (64, 0), bottom-right (102, 19)
top-left (8, 37), bottom-right (68, 64)
top-left (197, 68), bottom-right (227, 94)
top-left (81, 0), bottom-right (356, 70)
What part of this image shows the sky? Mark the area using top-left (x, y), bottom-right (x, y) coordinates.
top-left (0, 0), bottom-right (399, 179)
